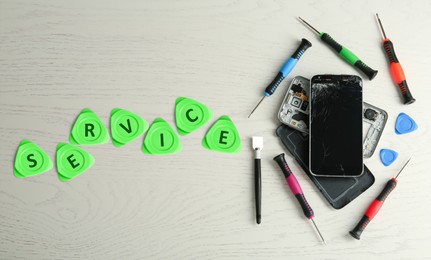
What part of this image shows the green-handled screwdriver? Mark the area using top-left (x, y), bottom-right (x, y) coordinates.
top-left (298, 17), bottom-right (378, 80)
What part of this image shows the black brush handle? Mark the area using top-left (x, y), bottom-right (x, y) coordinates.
top-left (255, 158), bottom-right (261, 224)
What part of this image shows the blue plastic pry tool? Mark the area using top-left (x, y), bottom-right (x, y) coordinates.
top-left (380, 149), bottom-right (398, 166)
top-left (395, 112), bottom-right (418, 135)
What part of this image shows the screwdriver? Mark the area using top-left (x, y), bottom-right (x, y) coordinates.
top-left (376, 14), bottom-right (416, 104)
top-left (298, 17), bottom-right (378, 80)
top-left (274, 153), bottom-right (326, 244)
top-left (248, 38), bottom-right (312, 118)
top-left (350, 158), bottom-right (411, 240)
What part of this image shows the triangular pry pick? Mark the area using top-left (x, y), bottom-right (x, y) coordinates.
top-left (14, 140), bottom-right (53, 178)
top-left (142, 118), bottom-right (182, 155)
top-left (395, 112), bottom-right (418, 135)
top-left (110, 108), bottom-right (149, 147)
top-left (380, 149), bottom-right (398, 167)
top-left (70, 108), bottom-right (109, 145)
top-left (56, 143), bottom-right (95, 181)
top-left (175, 97), bottom-right (213, 135)
top-left (202, 115), bottom-right (241, 153)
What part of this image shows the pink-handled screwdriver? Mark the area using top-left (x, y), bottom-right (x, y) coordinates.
top-left (274, 153), bottom-right (326, 244)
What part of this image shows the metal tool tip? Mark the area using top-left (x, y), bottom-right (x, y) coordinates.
top-left (311, 218), bottom-right (326, 244)
top-left (395, 158), bottom-right (412, 179)
top-left (297, 17), bottom-right (320, 35)
top-left (248, 96), bottom-right (265, 118)
top-left (376, 13), bottom-right (387, 39)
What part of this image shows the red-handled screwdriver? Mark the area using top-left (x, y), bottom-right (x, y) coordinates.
top-left (376, 14), bottom-right (416, 104)
top-left (274, 153), bottom-right (326, 244)
top-left (350, 158), bottom-right (411, 240)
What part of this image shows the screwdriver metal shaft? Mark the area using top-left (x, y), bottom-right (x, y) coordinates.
top-left (311, 219), bottom-right (326, 245)
top-left (248, 96), bottom-right (265, 118)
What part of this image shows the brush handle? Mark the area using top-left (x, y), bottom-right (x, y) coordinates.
top-left (255, 158), bottom-right (261, 224)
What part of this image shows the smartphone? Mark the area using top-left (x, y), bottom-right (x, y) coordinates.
top-left (309, 75), bottom-right (363, 177)
top-left (278, 76), bottom-right (388, 158)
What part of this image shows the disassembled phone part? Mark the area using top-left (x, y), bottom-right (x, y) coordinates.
top-left (278, 76), bottom-right (310, 133)
top-left (278, 76), bottom-right (388, 158)
top-left (362, 102), bottom-right (388, 158)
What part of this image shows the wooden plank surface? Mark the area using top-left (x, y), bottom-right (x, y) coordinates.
top-left (0, 0), bottom-right (430, 259)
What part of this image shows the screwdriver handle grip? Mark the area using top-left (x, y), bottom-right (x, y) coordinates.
top-left (349, 178), bottom-right (398, 240)
top-left (289, 177), bottom-right (314, 219)
top-left (273, 153), bottom-right (314, 219)
top-left (383, 39), bottom-right (416, 104)
top-left (264, 38), bottom-right (312, 96)
top-left (320, 33), bottom-right (378, 80)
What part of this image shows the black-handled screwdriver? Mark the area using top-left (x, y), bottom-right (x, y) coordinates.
top-left (298, 17), bottom-right (378, 80)
top-left (248, 38), bottom-right (312, 118)
top-left (274, 153), bottom-right (326, 244)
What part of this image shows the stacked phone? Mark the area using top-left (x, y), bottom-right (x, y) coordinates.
top-left (277, 75), bottom-right (387, 208)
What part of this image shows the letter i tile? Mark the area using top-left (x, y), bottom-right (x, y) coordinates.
top-left (142, 118), bottom-right (182, 155)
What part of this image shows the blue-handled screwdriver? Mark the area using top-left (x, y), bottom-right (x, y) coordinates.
top-left (248, 38), bottom-right (312, 118)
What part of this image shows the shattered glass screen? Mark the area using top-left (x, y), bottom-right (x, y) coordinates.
top-left (310, 75), bottom-right (363, 176)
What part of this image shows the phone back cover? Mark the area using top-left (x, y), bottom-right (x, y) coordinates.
top-left (276, 124), bottom-right (375, 209)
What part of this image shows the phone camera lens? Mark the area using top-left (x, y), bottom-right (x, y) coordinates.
top-left (291, 97), bottom-right (301, 108)
top-left (364, 109), bottom-right (377, 121)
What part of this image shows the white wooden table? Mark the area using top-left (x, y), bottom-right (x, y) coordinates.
top-left (1, 0), bottom-right (430, 258)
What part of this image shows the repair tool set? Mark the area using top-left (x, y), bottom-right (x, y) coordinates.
top-left (249, 15), bottom-right (418, 243)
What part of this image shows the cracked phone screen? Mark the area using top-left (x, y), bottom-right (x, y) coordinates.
top-left (310, 75), bottom-right (363, 177)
